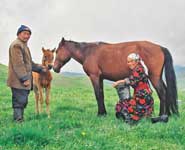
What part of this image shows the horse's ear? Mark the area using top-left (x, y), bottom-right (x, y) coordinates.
top-left (52, 48), bottom-right (56, 53)
top-left (61, 37), bottom-right (65, 45)
top-left (42, 47), bottom-right (45, 53)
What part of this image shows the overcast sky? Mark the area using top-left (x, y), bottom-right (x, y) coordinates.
top-left (0, 0), bottom-right (185, 73)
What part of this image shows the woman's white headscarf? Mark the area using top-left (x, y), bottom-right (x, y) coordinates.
top-left (127, 53), bottom-right (148, 75)
top-left (127, 53), bottom-right (140, 62)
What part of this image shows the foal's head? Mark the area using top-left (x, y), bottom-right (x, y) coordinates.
top-left (42, 47), bottom-right (56, 69)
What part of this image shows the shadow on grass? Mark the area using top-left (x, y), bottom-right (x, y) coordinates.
top-left (56, 105), bottom-right (84, 113)
top-left (0, 126), bottom-right (50, 147)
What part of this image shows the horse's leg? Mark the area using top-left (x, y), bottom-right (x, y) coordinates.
top-left (45, 86), bottom-right (50, 118)
top-left (89, 74), bottom-right (106, 115)
top-left (38, 86), bottom-right (44, 113)
top-left (150, 75), bottom-right (167, 115)
top-left (99, 77), bottom-right (105, 114)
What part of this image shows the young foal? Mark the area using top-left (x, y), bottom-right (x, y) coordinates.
top-left (32, 47), bottom-right (55, 118)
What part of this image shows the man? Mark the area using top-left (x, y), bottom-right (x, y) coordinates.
top-left (7, 25), bottom-right (47, 122)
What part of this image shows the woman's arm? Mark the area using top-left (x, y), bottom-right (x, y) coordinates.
top-left (112, 80), bottom-right (126, 87)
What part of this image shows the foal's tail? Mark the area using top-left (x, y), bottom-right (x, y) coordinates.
top-left (161, 47), bottom-right (179, 115)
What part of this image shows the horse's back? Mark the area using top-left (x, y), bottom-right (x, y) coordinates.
top-left (96, 40), bottom-right (161, 52)
top-left (96, 40), bottom-right (164, 67)
top-left (85, 40), bottom-right (164, 80)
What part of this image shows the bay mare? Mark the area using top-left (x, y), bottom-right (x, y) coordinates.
top-left (53, 38), bottom-right (178, 116)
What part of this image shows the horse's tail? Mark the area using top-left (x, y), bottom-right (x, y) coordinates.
top-left (161, 47), bottom-right (179, 115)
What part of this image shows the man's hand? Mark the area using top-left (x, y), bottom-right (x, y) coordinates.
top-left (42, 66), bottom-right (48, 72)
top-left (23, 80), bottom-right (30, 87)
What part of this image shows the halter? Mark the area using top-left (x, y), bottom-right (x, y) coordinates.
top-left (42, 54), bottom-right (54, 67)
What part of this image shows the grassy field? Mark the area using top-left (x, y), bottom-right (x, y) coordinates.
top-left (0, 63), bottom-right (185, 150)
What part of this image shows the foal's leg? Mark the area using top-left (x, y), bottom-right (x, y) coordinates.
top-left (150, 76), bottom-right (167, 115)
top-left (89, 74), bottom-right (106, 115)
top-left (33, 86), bottom-right (39, 114)
top-left (35, 91), bottom-right (39, 114)
top-left (38, 85), bottom-right (44, 113)
top-left (46, 86), bottom-right (51, 118)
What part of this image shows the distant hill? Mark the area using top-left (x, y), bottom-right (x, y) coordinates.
top-left (0, 63), bottom-right (8, 83)
top-left (60, 71), bottom-right (85, 77)
top-left (0, 63), bottom-right (7, 73)
top-left (175, 65), bottom-right (185, 74)
top-left (175, 65), bottom-right (185, 90)
top-left (60, 66), bottom-right (185, 89)
top-left (0, 63), bottom-right (184, 89)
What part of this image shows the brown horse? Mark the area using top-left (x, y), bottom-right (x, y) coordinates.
top-left (53, 37), bottom-right (178, 116)
top-left (32, 47), bottom-right (55, 118)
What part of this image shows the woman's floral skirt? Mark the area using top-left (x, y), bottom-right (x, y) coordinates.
top-left (115, 89), bottom-right (154, 124)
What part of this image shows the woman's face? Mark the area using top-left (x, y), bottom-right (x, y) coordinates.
top-left (127, 57), bottom-right (138, 69)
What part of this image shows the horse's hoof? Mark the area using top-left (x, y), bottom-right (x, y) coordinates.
top-left (115, 112), bottom-right (123, 119)
top-left (151, 115), bottom-right (168, 123)
top-left (151, 117), bottom-right (160, 123)
top-left (160, 114), bottom-right (168, 123)
top-left (97, 112), bottom-right (107, 117)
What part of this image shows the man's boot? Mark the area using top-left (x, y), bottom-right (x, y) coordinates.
top-left (21, 108), bottom-right (24, 121)
top-left (13, 108), bottom-right (23, 122)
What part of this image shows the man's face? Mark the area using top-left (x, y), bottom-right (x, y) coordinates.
top-left (17, 31), bottom-right (31, 42)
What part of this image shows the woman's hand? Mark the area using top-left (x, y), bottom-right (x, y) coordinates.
top-left (112, 80), bottom-right (125, 87)
top-left (112, 82), bottom-right (118, 88)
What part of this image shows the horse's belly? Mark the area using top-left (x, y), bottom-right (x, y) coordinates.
top-left (98, 58), bottom-right (130, 81)
top-left (40, 78), bottom-right (52, 87)
top-left (102, 71), bottom-right (130, 81)
top-left (41, 80), bottom-right (48, 86)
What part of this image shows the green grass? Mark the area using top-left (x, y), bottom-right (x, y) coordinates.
top-left (0, 64), bottom-right (185, 150)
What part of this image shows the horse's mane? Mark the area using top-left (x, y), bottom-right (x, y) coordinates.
top-left (60, 39), bottom-right (108, 51)
top-left (68, 40), bottom-right (108, 46)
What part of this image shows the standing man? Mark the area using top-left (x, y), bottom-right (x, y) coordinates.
top-left (7, 25), bottom-right (47, 122)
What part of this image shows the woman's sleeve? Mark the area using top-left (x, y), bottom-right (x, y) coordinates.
top-left (128, 66), bottom-right (147, 86)
top-left (124, 78), bottom-right (130, 85)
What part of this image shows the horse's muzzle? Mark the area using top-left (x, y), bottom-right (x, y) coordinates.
top-left (48, 64), bottom-right (53, 70)
top-left (53, 67), bottom-right (60, 73)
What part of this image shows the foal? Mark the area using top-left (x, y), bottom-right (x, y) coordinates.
top-left (32, 47), bottom-right (55, 118)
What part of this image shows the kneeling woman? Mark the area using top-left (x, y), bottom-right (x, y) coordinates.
top-left (113, 53), bottom-right (154, 124)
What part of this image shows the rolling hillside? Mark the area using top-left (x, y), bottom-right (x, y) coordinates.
top-left (175, 66), bottom-right (185, 90)
top-left (0, 63), bottom-right (185, 149)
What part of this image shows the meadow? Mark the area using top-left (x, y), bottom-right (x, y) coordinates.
top-left (0, 63), bottom-right (185, 150)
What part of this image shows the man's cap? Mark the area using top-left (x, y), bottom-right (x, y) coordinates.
top-left (17, 25), bottom-right (31, 35)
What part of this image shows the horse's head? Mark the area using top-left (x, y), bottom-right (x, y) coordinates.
top-left (42, 47), bottom-right (56, 69)
top-left (53, 37), bottom-right (72, 73)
